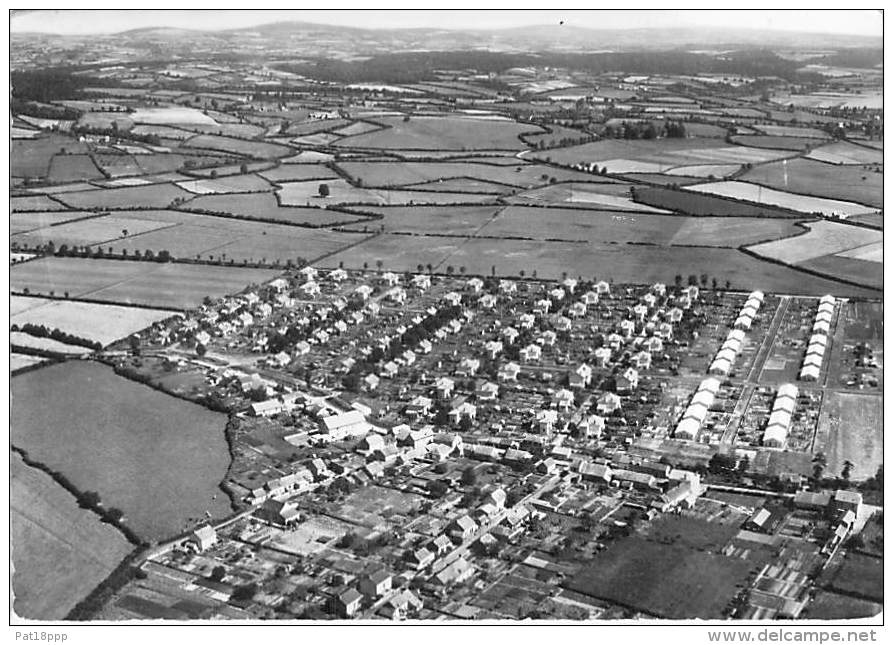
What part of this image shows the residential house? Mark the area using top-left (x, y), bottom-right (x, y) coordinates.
top-left (333, 588), bottom-right (363, 618)
top-left (188, 525), bottom-right (217, 552)
top-left (520, 344), bottom-right (542, 362)
top-left (596, 392), bottom-right (622, 415)
top-left (616, 367), bottom-right (639, 393)
top-left (476, 381), bottom-right (499, 401)
top-left (498, 362), bottom-right (521, 382)
top-left (569, 363), bottom-right (593, 388)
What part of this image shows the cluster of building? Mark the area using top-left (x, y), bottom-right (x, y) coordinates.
top-left (799, 295), bottom-right (835, 381)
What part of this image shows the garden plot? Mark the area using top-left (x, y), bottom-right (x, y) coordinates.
top-left (683, 181), bottom-right (878, 218)
top-left (10, 296), bottom-right (179, 346)
top-left (746, 220), bottom-right (881, 265)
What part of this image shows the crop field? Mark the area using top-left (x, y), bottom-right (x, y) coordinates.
top-left (284, 117), bottom-right (352, 136)
top-left (409, 177), bottom-right (511, 193)
top-left (179, 192), bottom-right (368, 226)
top-left (277, 179), bottom-right (498, 207)
top-left (11, 451), bottom-right (134, 620)
top-left (10, 210), bottom-right (93, 234)
top-left (806, 141), bottom-right (883, 165)
top-left (664, 164), bottom-right (739, 178)
top-left (46, 154), bottom-right (105, 183)
top-left (740, 158), bottom-right (882, 208)
top-left (746, 220), bottom-right (881, 264)
top-left (632, 186), bottom-right (799, 217)
top-left (292, 132), bottom-right (342, 146)
top-left (176, 173), bottom-right (273, 194)
top-left (52, 182), bottom-right (194, 210)
top-left (93, 153), bottom-right (144, 178)
top-left (836, 242), bottom-right (882, 263)
top-left (181, 122), bottom-right (267, 139)
top-left (130, 124), bottom-right (197, 140)
top-left (10, 257), bottom-right (280, 309)
top-left (566, 535), bottom-right (755, 619)
top-left (186, 161), bottom-right (275, 177)
top-left (13, 214), bottom-right (176, 248)
top-left (513, 183), bottom-right (669, 213)
top-left (10, 296), bottom-right (179, 346)
top-left (683, 181), bottom-right (877, 217)
top-left (11, 135), bottom-right (89, 178)
top-left (318, 233), bottom-right (878, 297)
top-left (815, 392), bottom-right (882, 482)
top-left (619, 173), bottom-right (706, 186)
top-left (332, 115), bottom-right (542, 150)
top-left (11, 361), bottom-right (234, 541)
top-left (667, 216), bottom-right (804, 246)
top-left (182, 134), bottom-right (293, 158)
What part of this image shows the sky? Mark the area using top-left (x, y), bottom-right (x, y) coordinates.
top-left (9, 8), bottom-right (883, 37)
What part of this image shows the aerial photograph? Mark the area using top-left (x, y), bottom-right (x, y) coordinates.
top-left (7, 8), bottom-right (884, 627)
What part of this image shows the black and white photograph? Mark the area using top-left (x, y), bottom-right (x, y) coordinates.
top-left (7, 7), bottom-right (885, 631)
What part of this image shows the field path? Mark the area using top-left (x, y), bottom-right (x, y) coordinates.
top-left (432, 205), bottom-right (508, 272)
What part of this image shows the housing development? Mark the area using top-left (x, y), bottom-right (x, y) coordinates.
top-left (9, 11), bottom-right (883, 624)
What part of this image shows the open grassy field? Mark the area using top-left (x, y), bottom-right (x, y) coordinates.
top-left (180, 192), bottom-right (369, 226)
top-left (11, 361), bottom-right (234, 541)
top-left (827, 552), bottom-right (883, 603)
top-left (317, 233), bottom-right (880, 297)
top-left (10, 195), bottom-right (69, 212)
top-left (11, 134), bottom-right (89, 178)
top-left (52, 182), bottom-right (194, 210)
top-left (10, 296), bottom-right (179, 346)
top-left (46, 154), bottom-right (105, 183)
top-left (176, 173), bottom-right (273, 194)
top-left (10, 353), bottom-right (47, 373)
top-left (752, 124), bottom-right (830, 139)
top-left (799, 254), bottom-right (883, 290)
top-left (277, 179), bottom-right (498, 206)
top-left (632, 186), bottom-right (800, 217)
top-left (807, 591), bottom-right (882, 620)
top-left (13, 214), bottom-right (177, 248)
top-left (10, 257), bottom-right (280, 309)
top-left (9, 332), bottom-right (94, 355)
top-left (340, 204), bottom-right (502, 236)
top-left (258, 164), bottom-right (339, 183)
top-left (130, 105), bottom-right (218, 125)
top-left (806, 141), bottom-right (884, 165)
top-left (565, 534), bottom-right (755, 618)
top-left (816, 392), bottom-right (883, 482)
top-left (93, 153), bottom-right (145, 178)
top-left (333, 115), bottom-right (541, 150)
top-left (182, 134), bottom-right (293, 158)
top-left (740, 158), bottom-right (882, 208)
top-left (11, 451), bottom-right (134, 620)
top-left (10, 210), bottom-right (94, 234)
top-left (729, 135), bottom-right (820, 151)
top-left (746, 220), bottom-right (881, 264)
top-left (684, 181), bottom-right (877, 218)
top-left (512, 183), bottom-right (669, 213)
top-left (668, 216), bottom-right (804, 246)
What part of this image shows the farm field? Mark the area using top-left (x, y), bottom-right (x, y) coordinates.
top-left (129, 106), bottom-right (218, 125)
top-left (46, 154), bottom-right (105, 183)
top-left (12, 214), bottom-right (176, 248)
top-left (339, 204), bottom-right (501, 236)
top-left (799, 255), bottom-right (883, 291)
top-left (10, 257), bottom-right (280, 309)
top-left (815, 392), bottom-right (882, 482)
top-left (740, 158), bottom-right (882, 208)
top-left (683, 181), bottom-right (877, 218)
top-left (10, 296), bottom-right (179, 346)
top-left (565, 535), bottom-right (755, 618)
top-left (11, 450), bottom-right (135, 620)
top-left (277, 179), bottom-right (498, 206)
top-left (10, 195), bottom-right (70, 212)
top-left (182, 134), bottom-right (293, 158)
top-left (632, 186), bottom-right (800, 217)
top-left (10, 353), bottom-right (47, 373)
top-left (806, 140), bottom-right (884, 165)
top-left (258, 164), bottom-right (339, 183)
top-left (332, 115), bottom-right (542, 150)
top-left (807, 591), bottom-right (882, 620)
top-left (9, 332), bottom-right (93, 355)
top-left (52, 182), bottom-right (194, 210)
top-left (11, 361), bottom-right (234, 541)
top-left (176, 173), bottom-right (273, 194)
top-left (93, 153), bottom-right (144, 178)
top-left (318, 233), bottom-right (879, 297)
top-left (752, 124), bottom-right (830, 139)
top-left (10, 210), bottom-right (94, 234)
top-left (11, 134), bottom-right (89, 178)
top-left (180, 191), bottom-right (371, 226)
top-left (746, 220), bottom-right (881, 265)
top-left (729, 135), bottom-right (820, 151)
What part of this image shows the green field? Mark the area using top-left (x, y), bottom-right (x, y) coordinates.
top-left (10, 256), bottom-right (281, 309)
top-left (333, 115), bottom-right (542, 150)
top-left (181, 191), bottom-right (371, 226)
top-left (53, 182), bottom-right (194, 210)
top-left (741, 158), bottom-right (882, 208)
top-left (817, 392), bottom-right (883, 481)
top-left (633, 186), bottom-right (800, 217)
top-left (47, 154), bottom-right (105, 183)
top-left (11, 451), bottom-right (134, 620)
top-left (11, 361), bottom-right (234, 541)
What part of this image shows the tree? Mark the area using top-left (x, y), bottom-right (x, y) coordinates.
top-left (461, 466), bottom-right (479, 486)
top-left (240, 163), bottom-right (249, 175)
top-left (318, 183), bottom-right (330, 198)
top-left (812, 452), bottom-right (828, 482)
top-left (105, 507), bottom-right (125, 524)
top-left (232, 583), bottom-right (258, 603)
top-left (79, 490), bottom-right (102, 509)
top-left (841, 460), bottom-right (854, 483)
top-left (210, 566), bottom-right (227, 581)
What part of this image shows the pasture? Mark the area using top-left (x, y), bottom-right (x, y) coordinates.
top-left (741, 158), bottom-right (882, 208)
top-left (340, 204), bottom-right (501, 236)
top-left (9, 332), bottom-right (93, 355)
top-left (130, 106), bottom-right (218, 125)
top-left (258, 164), bottom-right (339, 183)
top-left (332, 115), bottom-right (542, 150)
top-left (52, 182), bottom-right (194, 210)
top-left (13, 214), bottom-right (176, 248)
top-left (182, 134), bottom-right (293, 158)
top-left (10, 296), bottom-right (179, 346)
top-left (176, 173), bottom-right (273, 195)
top-left (46, 154), bottom-right (105, 183)
top-left (181, 192), bottom-right (370, 226)
top-left (10, 257), bottom-right (280, 309)
top-left (11, 361), bottom-right (234, 541)
top-left (11, 451), bottom-right (134, 620)
top-left (11, 134), bottom-right (88, 178)
top-left (632, 186), bottom-right (800, 217)
top-left (11, 195), bottom-right (70, 213)
top-left (683, 181), bottom-right (877, 218)
top-left (277, 179), bottom-right (498, 207)
top-left (10, 210), bottom-right (93, 234)
top-left (729, 135), bottom-right (820, 151)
